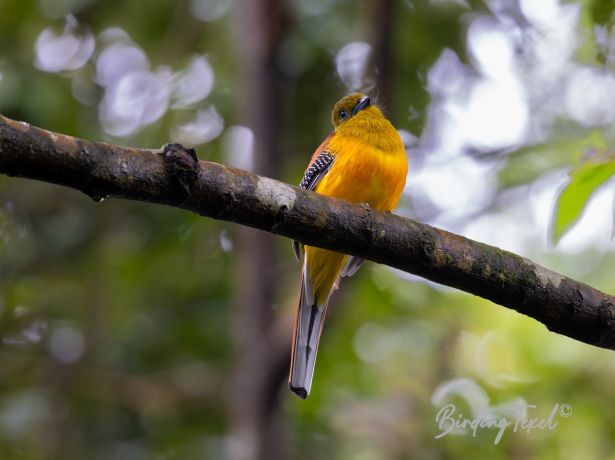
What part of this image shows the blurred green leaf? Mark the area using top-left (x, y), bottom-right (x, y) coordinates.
top-left (498, 122), bottom-right (598, 190)
top-left (552, 132), bottom-right (615, 243)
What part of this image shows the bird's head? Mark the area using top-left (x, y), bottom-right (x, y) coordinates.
top-left (331, 93), bottom-right (381, 129)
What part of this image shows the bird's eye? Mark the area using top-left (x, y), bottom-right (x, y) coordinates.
top-left (339, 110), bottom-right (349, 121)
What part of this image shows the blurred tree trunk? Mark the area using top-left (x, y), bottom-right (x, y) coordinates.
top-left (371, 0), bottom-right (395, 105)
top-left (229, 2), bottom-right (290, 460)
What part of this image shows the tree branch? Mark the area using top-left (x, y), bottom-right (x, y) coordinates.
top-left (1, 114), bottom-right (615, 350)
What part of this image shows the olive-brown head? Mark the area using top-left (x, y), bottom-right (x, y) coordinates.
top-left (331, 93), bottom-right (382, 128)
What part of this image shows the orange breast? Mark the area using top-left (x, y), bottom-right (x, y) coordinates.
top-left (316, 134), bottom-right (407, 211)
top-left (305, 129), bottom-right (407, 305)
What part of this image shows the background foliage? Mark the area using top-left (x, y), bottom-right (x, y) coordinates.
top-left (1, 0), bottom-right (615, 459)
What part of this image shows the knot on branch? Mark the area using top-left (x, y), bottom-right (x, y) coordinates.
top-left (160, 143), bottom-right (199, 196)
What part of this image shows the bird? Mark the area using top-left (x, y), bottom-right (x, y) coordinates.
top-left (289, 93), bottom-right (408, 399)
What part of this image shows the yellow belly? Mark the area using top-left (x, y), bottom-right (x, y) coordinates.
top-left (305, 133), bottom-right (407, 305)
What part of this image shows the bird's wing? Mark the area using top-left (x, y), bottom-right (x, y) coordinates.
top-left (301, 133), bottom-right (335, 191)
top-left (292, 134), bottom-right (335, 261)
top-left (298, 150), bottom-right (335, 191)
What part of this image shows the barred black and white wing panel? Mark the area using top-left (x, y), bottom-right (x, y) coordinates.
top-left (299, 152), bottom-right (335, 191)
top-left (292, 151), bottom-right (335, 260)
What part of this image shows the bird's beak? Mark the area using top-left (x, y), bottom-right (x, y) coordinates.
top-left (351, 96), bottom-right (371, 115)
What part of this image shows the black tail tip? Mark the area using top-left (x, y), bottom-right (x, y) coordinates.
top-left (289, 384), bottom-right (309, 399)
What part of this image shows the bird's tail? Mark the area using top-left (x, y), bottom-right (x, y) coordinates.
top-left (289, 263), bottom-right (329, 399)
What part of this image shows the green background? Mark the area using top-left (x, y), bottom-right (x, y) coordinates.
top-left (1, 0), bottom-right (615, 459)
